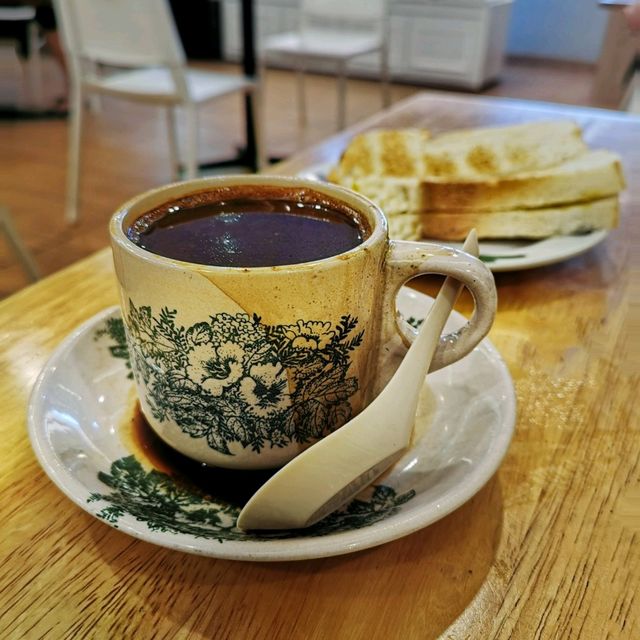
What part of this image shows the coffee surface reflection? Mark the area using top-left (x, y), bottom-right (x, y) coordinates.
top-left (128, 189), bottom-right (365, 267)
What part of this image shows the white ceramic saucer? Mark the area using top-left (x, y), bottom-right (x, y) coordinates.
top-left (427, 232), bottom-right (608, 272)
top-left (298, 162), bottom-right (609, 272)
top-left (28, 288), bottom-right (515, 562)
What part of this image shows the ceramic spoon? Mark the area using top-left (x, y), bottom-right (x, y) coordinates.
top-left (237, 230), bottom-right (479, 531)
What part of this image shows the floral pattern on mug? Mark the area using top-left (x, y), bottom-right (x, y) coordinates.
top-left (124, 302), bottom-right (363, 456)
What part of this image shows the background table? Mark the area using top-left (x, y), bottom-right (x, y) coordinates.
top-left (1, 93), bottom-right (638, 639)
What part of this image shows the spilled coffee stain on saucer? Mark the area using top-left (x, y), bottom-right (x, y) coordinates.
top-left (120, 395), bottom-right (276, 509)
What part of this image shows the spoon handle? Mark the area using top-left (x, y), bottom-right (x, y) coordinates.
top-left (384, 230), bottom-right (480, 416)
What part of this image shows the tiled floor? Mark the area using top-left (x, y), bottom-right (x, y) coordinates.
top-left (0, 55), bottom-right (605, 299)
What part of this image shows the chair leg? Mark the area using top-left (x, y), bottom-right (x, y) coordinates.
top-left (26, 21), bottom-right (44, 109)
top-left (65, 86), bottom-right (84, 224)
top-left (165, 106), bottom-right (181, 180)
top-left (0, 206), bottom-right (40, 282)
top-left (621, 65), bottom-right (640, 113)
top-left (381, 45), bottom-right (391, 108)
top-left (256, 59), bottom-right (269, 169)
top-left (87, 94), bottom-right (102, 113)
top-left (249, 87), bottom-right (266, 172)
top-left (296, 62), bottom-right (307, 129)
top-left (336, 61), bottom-right (347, 131)
top-left (629, 74), bottom-right (640, 113)
top-left (86, 61), bottom-right (102, 113)
top-left (183, 105), bottom-right (198, 180)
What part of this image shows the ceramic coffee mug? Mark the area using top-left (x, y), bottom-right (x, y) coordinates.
top-left (110, 175), bottom-right (497, 470)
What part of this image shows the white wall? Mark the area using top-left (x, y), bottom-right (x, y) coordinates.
top-left (506, 0), bottom-right (609, 63)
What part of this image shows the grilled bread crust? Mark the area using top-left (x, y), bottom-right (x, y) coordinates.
top-left (330, 121), bottom-right (589, 184)
top-left (420, 197), bottom-right (620, 240)
top-left (327, 129), bottom-right (432, 182)
top-left (340, 150), bottom-right (624, 214)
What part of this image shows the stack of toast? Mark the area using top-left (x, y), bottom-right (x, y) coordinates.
top-left (328, 121), bottom-right (625, 241)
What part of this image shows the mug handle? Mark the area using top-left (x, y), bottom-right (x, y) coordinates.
top-left (377, 240), bottom-right (497, 378)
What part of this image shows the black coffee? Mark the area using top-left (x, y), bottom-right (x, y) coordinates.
top-left (128, 186), bottom-right (367, 268)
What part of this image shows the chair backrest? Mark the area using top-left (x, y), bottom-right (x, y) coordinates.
top-left (53, 0), bottom-right (185, 69)
top-left (300, 0), bottom-right (387, 37)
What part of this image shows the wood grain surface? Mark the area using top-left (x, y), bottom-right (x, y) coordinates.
top-left (1, 94), bottom-right (638, 639)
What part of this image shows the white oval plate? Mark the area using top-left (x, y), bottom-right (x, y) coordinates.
top-left (298, 162), bottom-right (609, 272)
top-left (28, 288), bottom-right (515, 562)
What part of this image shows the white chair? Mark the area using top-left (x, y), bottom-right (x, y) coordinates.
top-left (0, 205), bottom-right (40, 283)
top-left (53, 0), bottom-right (263, 223)
top-left (262, 0), bottom-right (390, 131)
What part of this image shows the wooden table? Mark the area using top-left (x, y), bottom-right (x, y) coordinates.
top-left (2, 93), bottom-right (638, 639)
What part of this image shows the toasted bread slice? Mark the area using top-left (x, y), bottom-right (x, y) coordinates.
top-left (331, 121), bottom-right (588, 184)
top-left (340, 176), bottom-right (425, 215)
top-left (422, 149), bottom-right (625, 211)
top-left (420, 197), bottom-right (619, 240)
top-left (421, 120), bottom-right (588, 179)
top-left (342, 150), bottom-right (625, 214)
top-left (328, 129), bottom-right (432, 182)
top-left (384, 212), bottom-right (423, 241)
